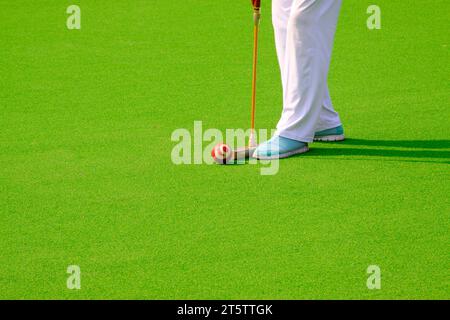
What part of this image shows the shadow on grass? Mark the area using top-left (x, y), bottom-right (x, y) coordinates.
top-left (304, 139), bottom-right (450, 164)
top-left (342, 138), bottom-right (450, 149)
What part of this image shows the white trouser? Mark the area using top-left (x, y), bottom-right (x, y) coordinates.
top-left (273, 0), bottom-right (342, 142)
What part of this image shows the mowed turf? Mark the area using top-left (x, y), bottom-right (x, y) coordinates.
top-left (0, 0), bottom-right (449, 299)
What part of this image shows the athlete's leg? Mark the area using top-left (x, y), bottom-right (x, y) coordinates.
top-left (275, 0), bottom-right (343, 142)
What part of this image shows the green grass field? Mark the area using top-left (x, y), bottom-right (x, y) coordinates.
top-left (1, 0), bottom-right (449, 299)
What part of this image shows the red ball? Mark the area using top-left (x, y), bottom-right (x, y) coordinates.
top-left (211, 143), bottom-right (233, 165)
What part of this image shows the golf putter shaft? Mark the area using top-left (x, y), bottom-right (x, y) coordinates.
top-left (234, 1), bottom-right (261, 161)
top-left (249, 1), bottom-right (261, 149)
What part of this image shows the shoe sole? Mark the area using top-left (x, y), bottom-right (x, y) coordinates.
top-left (252, 146), bottom-right (310, 160)
top-left (313, 134), bottom-right (345, 142)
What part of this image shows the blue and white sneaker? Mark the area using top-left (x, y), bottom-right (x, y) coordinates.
top-left (314, 125), bottom-right (345, 142)
top-left (252, 135), bottom-right (309, 160)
